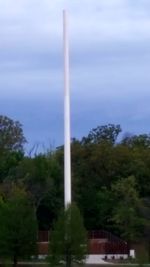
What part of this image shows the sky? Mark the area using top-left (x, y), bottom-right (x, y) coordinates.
top-left (1, 0), bottom-right (150, 152)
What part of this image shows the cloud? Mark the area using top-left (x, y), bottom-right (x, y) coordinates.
top-left (0, 0), bottom-right (150, 148)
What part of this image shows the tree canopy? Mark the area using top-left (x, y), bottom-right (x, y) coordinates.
top-left (0, 115), bottom-right (26, 153)
top-left (0, 186), bottom-right (37, 267)
top-left (1, 115), bottom-right (150, 260)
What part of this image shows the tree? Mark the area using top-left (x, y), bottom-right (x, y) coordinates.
top-left (15, 153), bottom-right (63, 229)
top-left (36, 153), bottom-right (64, 230)
top-left (0, 186), bottom-right (37, 267)
top-left (0, 115), bottom-right (26, 152)
top-left (71, 138), bottom-right (119, 229)
top-left (111, 176), bottom-right (145, 243)
top-left (96, 187), bottom-right (115, 231)
top-left (0, 150), bottom-right (24, 183)
top-left (0, 115), bottom-right (26, 182)
top-left (18, 155), bottom-right (52, 209)
top-left (49, 203), bottom-right (87, 267)
top-left (122, 134), bottom-right (150, 148)
top-left (81, 124), bottom-right (121, 145)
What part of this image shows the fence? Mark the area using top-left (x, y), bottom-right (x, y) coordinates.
top-left (38, 230), bottom-right (129, 255)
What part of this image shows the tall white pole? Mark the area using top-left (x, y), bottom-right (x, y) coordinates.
top-left (63, 10), bottom-right (71, 208)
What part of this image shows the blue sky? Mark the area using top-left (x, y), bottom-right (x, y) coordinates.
top-left (1, 0), bottom-right (150, 152)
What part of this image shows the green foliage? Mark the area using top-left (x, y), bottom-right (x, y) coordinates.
top-left (18, 155), bottom-right (52, 208)
top-left (49, 203), bottom-right (87, 267)
top-left (18, 153), bottom-right (63, 229)
top-left (96, 187), bottom-right (115, 230)
top-left (0, 151), bottom-right (24, 183)
top-left (0, 186), bottom-right (37, 266)
top-left (1, 115), bottom-right (150, 248)
top-left (112, 176), bottom-right (145, 242)
top-left (122, 134), bottom-right (150, 148)
top-left (0, 115), bottom-right (26, 153)
top-left (81, 124), bottom-right (121, 145)
top-left (0, 115), bottom-right (25, 183)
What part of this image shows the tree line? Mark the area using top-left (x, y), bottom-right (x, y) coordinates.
top-left (0, 115), bottom-right (150, 264)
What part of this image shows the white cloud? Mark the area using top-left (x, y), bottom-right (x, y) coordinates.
top-left (1, 0), bottom-right (150, 145)
top-left (1, 0), bottom-right (150, 47)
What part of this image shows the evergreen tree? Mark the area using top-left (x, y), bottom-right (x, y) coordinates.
top-left (49, 203), bottom-right (87, 267)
